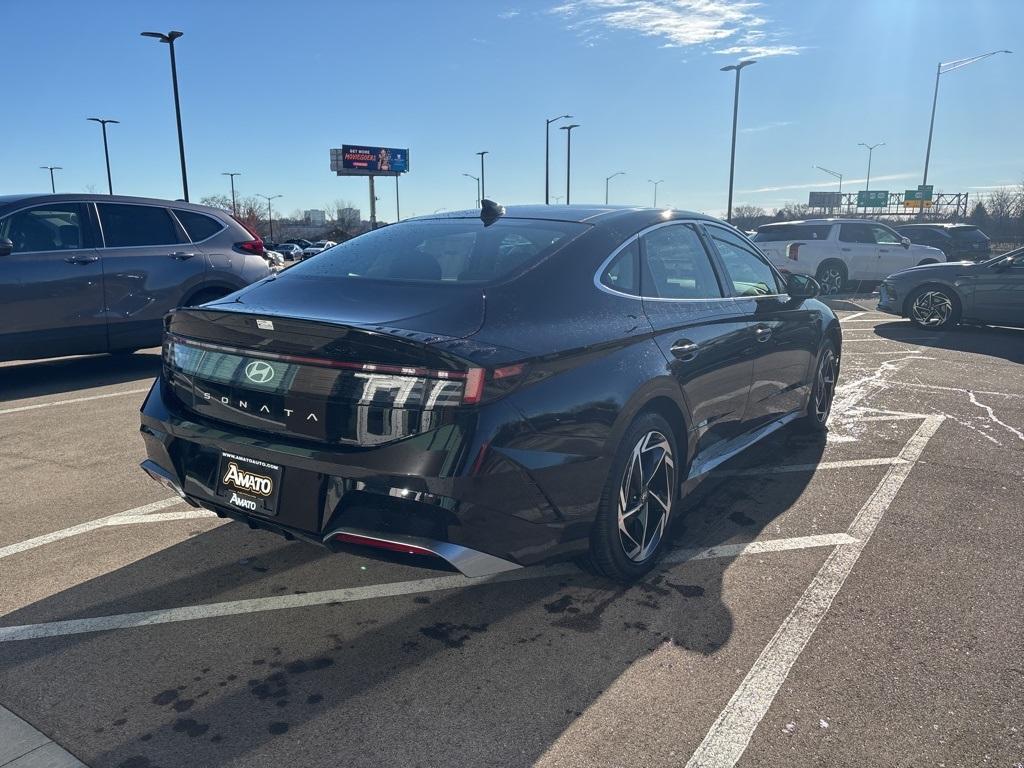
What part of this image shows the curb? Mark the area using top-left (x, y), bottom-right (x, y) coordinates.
top-left (0, 705), bottom-right (87, 767)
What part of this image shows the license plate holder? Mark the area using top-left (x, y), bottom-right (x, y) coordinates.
top-left (216, 451), bottom-right (282, 516)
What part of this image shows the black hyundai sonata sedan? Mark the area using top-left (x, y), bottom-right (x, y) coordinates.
top-left (139, 203), bottom-right (841, 581)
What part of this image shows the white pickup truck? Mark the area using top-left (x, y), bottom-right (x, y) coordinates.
top-left (752, 219), bottom-right (945, 295)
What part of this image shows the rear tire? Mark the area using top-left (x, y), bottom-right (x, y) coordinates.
top-left (906, 285), bottom-right (960, 330)
top-left (795, 341), bottom-right (838, 433)
top-left (590, 412), bottom-right (679, 582)
top-left (815, 261), bottom-right (847, 296)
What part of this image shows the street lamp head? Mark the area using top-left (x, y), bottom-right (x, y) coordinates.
top-left (141, 30), bottom-right (183, 43)
top-left (560, 123), bottom-right (580, 131)
top-left (721, 59), bottom-right (756, 72)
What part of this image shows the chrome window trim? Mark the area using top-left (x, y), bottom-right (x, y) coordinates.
top-left (170, 208), bottom-right (228, 245)
top-left (594, 219), bottom-right (741, 303)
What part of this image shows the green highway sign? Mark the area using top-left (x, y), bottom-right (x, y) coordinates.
top-left (857, 190), bottom-right (889, 208)
top-left (905, 185), bottom-right (934, 202)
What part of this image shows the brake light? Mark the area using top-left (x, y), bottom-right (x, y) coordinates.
top-left (787, 242), bottom-right (802, 261)
top-left (237, 238), bottom-right (265, 256)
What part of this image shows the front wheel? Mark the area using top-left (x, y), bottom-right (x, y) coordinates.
top-left (907, 286), bottom-right (960, 330)
top-left (590, 412), bottom-right (679, 582)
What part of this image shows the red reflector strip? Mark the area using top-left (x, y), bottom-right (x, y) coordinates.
top-left (493, 363), bottom-right (525, 380)
top-left (166, 334), bottom-right (468, 381)
top-left (462, 367), bottom-right (485, 404)
top-left (332, 532), bottom-right (435, 558)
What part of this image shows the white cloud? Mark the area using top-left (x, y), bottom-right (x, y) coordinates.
top-left (498, 9), bottom-right (521, 18)
top-left (740, 120), bottom-right (794, 133)
top-left (550, 0), bottom-right (801, 57)
top-left (740, 172), bottom-right (917, 194)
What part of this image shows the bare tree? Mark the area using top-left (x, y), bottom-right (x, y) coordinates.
top-left (731, 204), bottom-right (769, 230)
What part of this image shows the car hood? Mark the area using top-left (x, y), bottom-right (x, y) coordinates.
top-left (887, 260), bottom-right (978, 280)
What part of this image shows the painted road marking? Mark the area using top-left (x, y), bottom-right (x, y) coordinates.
top-left (713, 457), bottom-right (905, 477)
top-left (0, 388), bottom-right (150, 416)
top-left (838, 312), bottom-right (866, 321)
top-left (0, 498), bottom-right (183, 561)
top-left (684, 414), bottom-right (944, 768)
top-left (0, 533), bottom-right (858, 643)
top-left (890, 380), bottom-right (1024, 399)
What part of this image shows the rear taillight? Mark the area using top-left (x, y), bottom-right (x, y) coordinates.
top-left (787, 242), bottom-right (802, 261)
top-left (237, 238), bottom-right (265, 256)
top-left (462, 364), bottom-right (528, 405)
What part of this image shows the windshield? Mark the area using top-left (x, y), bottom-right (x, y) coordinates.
top-left (951, 227), bottom-right (989, 242)
top-left (285, 218), bottom-right (587, 283)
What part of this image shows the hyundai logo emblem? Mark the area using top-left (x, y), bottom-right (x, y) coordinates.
top-left (244, 360), bottom-right (276, 384)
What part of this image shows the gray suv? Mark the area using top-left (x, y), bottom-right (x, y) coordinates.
top-left (0, 194), bottom-right (271, 361)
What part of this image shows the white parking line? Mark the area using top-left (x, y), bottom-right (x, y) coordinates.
top-left (0, 498), bottom-right (183, 561)
top-left (838, 312), bottom-right (866, 321)
top-left (685, 414), bottom-right (943, 768)
top-left (0, 533), bottom-right (858, 643)
top-left (713, 457), bottom-right (905, 477)
top-left (0, 388), bottom-right (150, 416)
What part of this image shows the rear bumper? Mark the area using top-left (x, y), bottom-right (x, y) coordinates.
top-left (139, 377), bottom-right (601, 575)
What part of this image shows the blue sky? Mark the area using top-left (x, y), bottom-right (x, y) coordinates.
top-left (2, 0), bottom-right (1020, 219)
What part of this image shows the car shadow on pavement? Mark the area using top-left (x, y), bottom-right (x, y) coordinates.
top-left (0, 351), bottom-right (161, 403)
top-left (0, 426), bottom-right (824, 768)
top-left (872, 322), bottom-right (1024, 364)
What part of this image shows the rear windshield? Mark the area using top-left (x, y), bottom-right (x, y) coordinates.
top-left (753, 224), bottom-right (832, 242)
top-left (288, 218), bottom-right (587, 283)
top-left (951, 227), bottom-right (989, 242)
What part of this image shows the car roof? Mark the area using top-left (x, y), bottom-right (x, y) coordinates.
top-left (759, 218), bottom-right (884, 228)
top-left (0, 192), bottom-right (229, 217)
top-left (407, 204), bottom-right (720, 230)
top-left (896, 223), bottom-right (977, 230)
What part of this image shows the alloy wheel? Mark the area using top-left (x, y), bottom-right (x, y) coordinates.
top-left (814, 349), bottom-right (838, 423)
top-left (817, 267), bottom-right (844, 295)
top-left (910, 290), bottom-right (953, 327)
top-left (618, 430), bottom-right (675, 562)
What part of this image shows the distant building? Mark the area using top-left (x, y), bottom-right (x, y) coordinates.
top-left (338, 207), bottom-right (361, 229)
top-left (304, 209), bottom-right (327, 226)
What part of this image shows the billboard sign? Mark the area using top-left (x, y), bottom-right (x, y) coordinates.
top-left (808, 191), bottom-right (842, 208)
top-left (857, 190), bottom-right (889, 208)
top-left (331, 145), bottom-right (409, 176)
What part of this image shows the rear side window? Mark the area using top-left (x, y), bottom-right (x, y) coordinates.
top-left (600, 239), bottom-right (639, 295)
top-left (952, 227), bottom-right (988, 242)
top-left (707, 225), bottom-right (783, 297)
top-left (753, 224), bottom-right (832, 242)
top-left (870, 225), bottom-right (901, 245)
top-left (0, 203), bottom-right (88, 253)
top-left (640, 224), bottom-right (722, 299)
top-left (290, 219), bottom-right (587, 283)
top-left (838, 223), bottom-right (875, 244)
top-left (175, 210), bottom-right (225, 242)
top-left (98, 203), bottom-right (184, 247)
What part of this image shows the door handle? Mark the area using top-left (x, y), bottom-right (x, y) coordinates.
top-left (879, 248), bottom-right (890, 253)
top-left (670, 340), bottom-right (699, 361)
top-left (841, 247), bottom-right (852, 252)
top-left (169, 251), bottom-right (198, 260)
top-left (64, 254), bottom-right (99, 265)
top-left (754, 324), bottom-right (773, 342)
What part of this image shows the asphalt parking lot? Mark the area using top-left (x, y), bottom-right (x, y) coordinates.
top-left (1, 304), bottom-right (1022, 768)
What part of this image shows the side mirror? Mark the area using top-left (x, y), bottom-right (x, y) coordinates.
top-left (786, 273), bottom-right (820, 299)
top-left (0, 238), bottom-right (12, 257)
top-left (901, 236), bottom-right (911, 249)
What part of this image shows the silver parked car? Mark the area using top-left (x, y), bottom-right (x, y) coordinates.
top-left (0, 194), bottom-right (271, 361)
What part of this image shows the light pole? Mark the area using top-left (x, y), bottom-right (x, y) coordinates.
top-left (87, 118), bottom-right (119, 194)
top-left (141, 30), bottom-right (189, 201)
top-left (720, 59), bottom-right (756, 223)
top-left (545, 114), bottom-right (572, 204)
top-left (476, 151), bottom-right (488, 201)
top-left (857, 143), bottom-right (885, 191)
top-left (647, 179), bottom-right (664, 207)
top-left (605, 171), bottom-right (625, 205)
top-left (222, 172), bottom-right (241, 215)
top-left (258, 194), bottom-right (282, 241)
top-left (463, 173), bottom-right (481, 207)
top-left (922, 50), bottom-right (1011, 190)
top-left (814, 165), bottom-right (843, 213)
top-left (39, 166), bottom-right (62, 193)
top-left (559, 123), bottom-right (579, 204)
